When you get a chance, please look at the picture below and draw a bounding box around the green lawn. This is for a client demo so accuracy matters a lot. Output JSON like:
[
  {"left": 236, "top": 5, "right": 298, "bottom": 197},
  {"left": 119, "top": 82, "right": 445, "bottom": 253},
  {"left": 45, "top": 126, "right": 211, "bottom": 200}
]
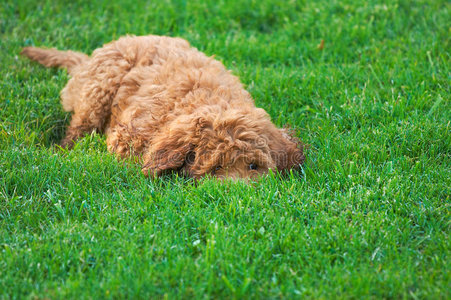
[{"left": 1, "top": 0, "right": 450, "bottom": 298}]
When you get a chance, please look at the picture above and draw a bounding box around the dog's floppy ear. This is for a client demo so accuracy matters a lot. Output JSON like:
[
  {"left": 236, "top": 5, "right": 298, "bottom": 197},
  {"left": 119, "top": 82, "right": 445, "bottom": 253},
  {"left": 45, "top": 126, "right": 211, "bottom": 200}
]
[
  {"left": 271, "top": 128, "right": 305, "bottom": 172},
  {"left": 141, "top": 115, "right": 211, "bottom": 178},
  {"left": 142, "top": 142, "right": 194, "bottom": 177}
]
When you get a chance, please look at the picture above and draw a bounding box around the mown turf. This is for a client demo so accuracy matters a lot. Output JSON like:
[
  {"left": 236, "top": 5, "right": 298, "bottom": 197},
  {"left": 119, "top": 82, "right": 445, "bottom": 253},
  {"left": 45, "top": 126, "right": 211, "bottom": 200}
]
[{"left": 1, "top": 0, "right": 450, "bottom": 298}]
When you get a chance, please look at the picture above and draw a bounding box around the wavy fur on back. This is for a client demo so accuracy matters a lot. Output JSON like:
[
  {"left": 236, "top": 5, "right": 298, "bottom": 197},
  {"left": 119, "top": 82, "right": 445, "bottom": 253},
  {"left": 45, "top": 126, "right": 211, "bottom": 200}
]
[{"left": 22, "top": 35, "right": 305, "bottom": 179}]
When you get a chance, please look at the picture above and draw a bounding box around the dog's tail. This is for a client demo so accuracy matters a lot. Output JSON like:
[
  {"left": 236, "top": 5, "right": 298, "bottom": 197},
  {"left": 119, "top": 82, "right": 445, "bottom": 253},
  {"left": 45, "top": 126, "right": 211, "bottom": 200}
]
[{"left": 21, "top": 47, "right": 89, "bottom": 74}]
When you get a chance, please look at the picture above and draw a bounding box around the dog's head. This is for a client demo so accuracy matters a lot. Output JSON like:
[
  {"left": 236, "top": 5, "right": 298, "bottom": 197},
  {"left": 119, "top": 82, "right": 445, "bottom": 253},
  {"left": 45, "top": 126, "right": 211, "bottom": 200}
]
[{"left": 141, "top": 106, "right": 305, "bottom": 180}]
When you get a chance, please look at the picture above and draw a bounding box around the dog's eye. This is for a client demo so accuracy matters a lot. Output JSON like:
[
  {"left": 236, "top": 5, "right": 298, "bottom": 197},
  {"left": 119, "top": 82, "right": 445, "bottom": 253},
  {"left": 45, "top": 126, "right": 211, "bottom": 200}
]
[
  {"left": 212, "top": 165, "right": 222, "bottom": 175},
  {"left": 249, "top": 163, "right": 258, "bottom": 170}
]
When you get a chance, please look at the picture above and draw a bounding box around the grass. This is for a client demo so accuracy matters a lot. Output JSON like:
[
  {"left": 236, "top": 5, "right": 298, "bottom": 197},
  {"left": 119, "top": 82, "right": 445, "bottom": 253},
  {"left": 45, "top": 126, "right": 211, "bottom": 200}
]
[{"left": 0, "top": 0, "right": 450, "bottom": 298}]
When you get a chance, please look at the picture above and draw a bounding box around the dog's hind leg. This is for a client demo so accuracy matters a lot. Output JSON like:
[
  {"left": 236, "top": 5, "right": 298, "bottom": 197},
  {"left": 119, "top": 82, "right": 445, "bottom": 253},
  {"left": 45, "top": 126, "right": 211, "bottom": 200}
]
[{"left": 58, "top": 42, "right": 134, "bottom": 148}]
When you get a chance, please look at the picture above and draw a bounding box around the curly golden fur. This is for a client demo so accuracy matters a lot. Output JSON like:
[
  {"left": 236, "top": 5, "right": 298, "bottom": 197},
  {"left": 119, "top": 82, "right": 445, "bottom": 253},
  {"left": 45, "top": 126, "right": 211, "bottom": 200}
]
[{"left": 21, "top": 35, "right": 305, "bottom": 179}]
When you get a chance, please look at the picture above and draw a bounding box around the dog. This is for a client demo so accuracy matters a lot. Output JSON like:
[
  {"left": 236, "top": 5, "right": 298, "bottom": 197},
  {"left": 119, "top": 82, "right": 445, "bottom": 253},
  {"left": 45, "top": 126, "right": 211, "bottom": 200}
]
[{"left": 21, "top": 35, "right": 305, "bottom": 179}]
